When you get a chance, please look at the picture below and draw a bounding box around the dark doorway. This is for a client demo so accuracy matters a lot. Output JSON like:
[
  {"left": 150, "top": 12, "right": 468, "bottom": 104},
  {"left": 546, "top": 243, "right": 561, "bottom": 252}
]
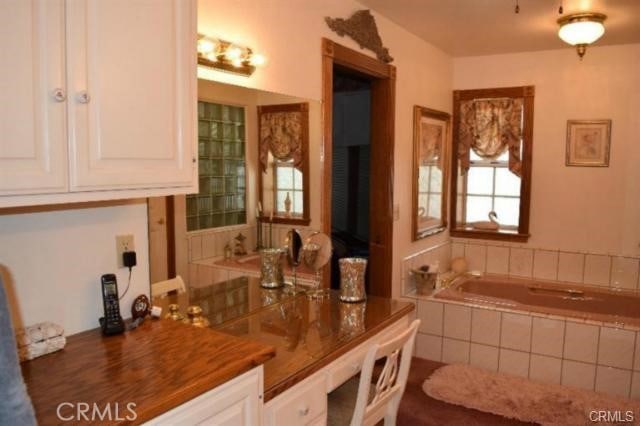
[
  {"left": 321, "top": 38, "right": 396, "bottom": 298},
  {"left": 330, "top": 68, "right": 372, "bottom": 289}
]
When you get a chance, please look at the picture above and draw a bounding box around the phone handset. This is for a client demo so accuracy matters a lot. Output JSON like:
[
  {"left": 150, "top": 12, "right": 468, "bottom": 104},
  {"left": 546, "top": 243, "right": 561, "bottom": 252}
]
[{"left": 99, "top": 274, "right": 125, "bottom": 335}]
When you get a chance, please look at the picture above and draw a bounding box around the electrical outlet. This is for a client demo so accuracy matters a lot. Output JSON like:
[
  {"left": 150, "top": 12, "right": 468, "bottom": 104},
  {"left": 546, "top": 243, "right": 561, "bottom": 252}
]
[{"left": 115, "top": 234, "right": 135, "bottom": 268}]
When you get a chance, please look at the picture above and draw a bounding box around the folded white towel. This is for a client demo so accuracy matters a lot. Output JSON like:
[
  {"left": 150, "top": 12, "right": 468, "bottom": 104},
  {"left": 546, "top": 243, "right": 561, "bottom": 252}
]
[
  {"left": 18, "top": 336, "right": 66, "bottom": 362},
  {"left": 15, "top": 322, "right": 64, "bottom": 348}
]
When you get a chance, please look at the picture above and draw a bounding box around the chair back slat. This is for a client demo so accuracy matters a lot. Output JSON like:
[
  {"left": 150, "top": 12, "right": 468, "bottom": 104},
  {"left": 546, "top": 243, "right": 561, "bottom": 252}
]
[{"left": 350, "top": 319, "right": 420, "bottom": 426}]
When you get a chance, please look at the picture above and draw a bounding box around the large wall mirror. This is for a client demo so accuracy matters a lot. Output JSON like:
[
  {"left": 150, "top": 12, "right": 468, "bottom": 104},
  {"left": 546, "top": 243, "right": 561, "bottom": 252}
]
[{"left": 412, "top": 106, "right": 450, "bottom": 240}]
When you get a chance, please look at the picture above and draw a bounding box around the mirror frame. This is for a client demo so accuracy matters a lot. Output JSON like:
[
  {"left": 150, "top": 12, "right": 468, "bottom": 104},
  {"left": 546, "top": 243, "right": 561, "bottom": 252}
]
[
  {"left": 412, "top": 105, "right": 450, "bottom": 241},
  {"left": 257, "top": 102, "right": 311, "bottom": 226}
]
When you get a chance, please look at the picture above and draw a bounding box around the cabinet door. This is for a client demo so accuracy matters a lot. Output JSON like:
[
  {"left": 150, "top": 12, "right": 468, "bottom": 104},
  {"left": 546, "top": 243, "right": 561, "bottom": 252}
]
[
  {"left": 0, "top": 0, "right": 67, "bottom": 195},
  {"left": 66, "top": 0, "right": 196, "bottom": 191}
]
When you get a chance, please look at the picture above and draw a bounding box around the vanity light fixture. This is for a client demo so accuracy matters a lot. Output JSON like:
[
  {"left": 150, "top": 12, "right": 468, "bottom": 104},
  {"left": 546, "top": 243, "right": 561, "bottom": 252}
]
[
  {"left": 557, "top": 12, "right": 606, "bottom": 59},
  {"left": 197, "top": 34, "right": 267, "bottom": 76}
]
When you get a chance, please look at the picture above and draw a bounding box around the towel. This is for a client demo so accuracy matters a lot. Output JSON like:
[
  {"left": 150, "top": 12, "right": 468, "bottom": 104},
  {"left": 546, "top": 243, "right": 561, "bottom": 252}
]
[
  {"left": 15, "top": 322, "right": 65, "bottom": 348},
  {"left": 0, "top": 272, "right": 36, "bottom": 425},
  {"left": 17, "top": 336, "right": 67, "bottom": 362}
]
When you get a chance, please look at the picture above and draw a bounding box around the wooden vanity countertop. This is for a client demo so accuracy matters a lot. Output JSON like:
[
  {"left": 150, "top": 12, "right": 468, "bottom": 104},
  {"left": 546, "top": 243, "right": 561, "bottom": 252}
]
[{"left": 21, "top": 318, "right": 275, "bottom": 425}]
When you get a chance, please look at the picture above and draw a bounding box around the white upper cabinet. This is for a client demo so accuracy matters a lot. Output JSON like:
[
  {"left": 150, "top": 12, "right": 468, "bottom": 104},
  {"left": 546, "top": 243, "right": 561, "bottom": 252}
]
[
  {"left": 0, "top": 0, "right": 68, "bottom": 195},
  {"left": 0, "top": 0, "right": 197, "bottom": 207}
]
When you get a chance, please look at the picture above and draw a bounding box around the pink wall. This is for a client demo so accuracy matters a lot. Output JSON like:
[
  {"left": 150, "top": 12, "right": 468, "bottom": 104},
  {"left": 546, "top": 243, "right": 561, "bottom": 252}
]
[{"left": 454, "top": 44, "right": 640, "bottom": 257}]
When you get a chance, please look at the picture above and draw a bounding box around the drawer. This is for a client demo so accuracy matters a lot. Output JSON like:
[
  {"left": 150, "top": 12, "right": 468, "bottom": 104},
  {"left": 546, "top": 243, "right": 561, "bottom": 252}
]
[
  {"left": 326, "top": 314, "right": 410, "bottom": 392},
  {"left": 265, "top": 373, "right": 326, "bottom": 426}
]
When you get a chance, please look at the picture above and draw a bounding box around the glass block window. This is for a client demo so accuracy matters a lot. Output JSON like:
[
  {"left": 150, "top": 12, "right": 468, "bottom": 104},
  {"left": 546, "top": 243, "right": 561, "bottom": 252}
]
[
  {"left": 187, "top": 101, "right": 246, "bottom": 231},
  {"left": 273, "top": 159, "right": 303, "bottom": 217}
]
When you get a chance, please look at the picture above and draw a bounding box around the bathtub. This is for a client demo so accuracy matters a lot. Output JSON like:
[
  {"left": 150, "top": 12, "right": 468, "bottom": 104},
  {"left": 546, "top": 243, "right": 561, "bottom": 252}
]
[{"left": 435, "top": 274, "right": 640, "bottom": 328}]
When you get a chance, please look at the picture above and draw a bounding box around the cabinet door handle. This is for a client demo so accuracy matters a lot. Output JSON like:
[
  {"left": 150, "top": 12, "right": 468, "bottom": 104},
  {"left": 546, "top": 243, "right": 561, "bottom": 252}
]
[
  {"left": 76, "top": 91, "right": 91, "bottom": 104},
  {"left": 52, "top": 88, "right": 66, "bottom": 102},
  {"left": 299, "top": 406, "right": 310, "bottom": 416}
]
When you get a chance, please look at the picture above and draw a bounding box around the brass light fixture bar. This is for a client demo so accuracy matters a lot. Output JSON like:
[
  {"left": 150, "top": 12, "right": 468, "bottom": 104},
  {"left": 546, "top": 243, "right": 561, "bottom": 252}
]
[{"left": 197, "top": 34, "right": 266, "bottom": 77}]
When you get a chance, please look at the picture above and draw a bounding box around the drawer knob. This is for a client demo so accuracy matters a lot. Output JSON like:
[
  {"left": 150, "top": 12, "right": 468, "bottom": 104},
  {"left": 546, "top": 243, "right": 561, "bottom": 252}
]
[
  {"left": 77, "top": 91, "right": 91, "bottom": 104},
  {"left": 52, "top": 88, "right": 66, "bottom": 102},
  {"left": 299, "top": 406, "right": 310, "bottom": 416}
]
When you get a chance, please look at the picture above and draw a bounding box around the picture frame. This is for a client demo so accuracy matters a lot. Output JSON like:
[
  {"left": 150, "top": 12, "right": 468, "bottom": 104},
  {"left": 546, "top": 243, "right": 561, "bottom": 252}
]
[
  {"left": 412, "top": 106, "right": 450, "bottom": 241},
  {"left": 566, "top": 120, "right": 611, "bottom": 167}
]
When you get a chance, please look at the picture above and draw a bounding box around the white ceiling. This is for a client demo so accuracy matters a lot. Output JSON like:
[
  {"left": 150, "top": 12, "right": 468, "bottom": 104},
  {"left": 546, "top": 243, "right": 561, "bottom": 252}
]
[{"left": 359, "top": 0, "right": 640, "bottom": 57}]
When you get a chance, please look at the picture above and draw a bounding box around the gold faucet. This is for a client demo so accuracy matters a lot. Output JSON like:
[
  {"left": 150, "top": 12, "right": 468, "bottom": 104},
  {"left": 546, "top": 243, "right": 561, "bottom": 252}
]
[{"left": 439, "top": 270, "right": 482, "bottom": 289}]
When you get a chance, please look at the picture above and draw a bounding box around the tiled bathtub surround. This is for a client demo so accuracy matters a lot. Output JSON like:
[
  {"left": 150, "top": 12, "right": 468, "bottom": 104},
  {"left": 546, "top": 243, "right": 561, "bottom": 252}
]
[
  {"left": 401, "top": 241, "right": 452, "bottom": 295},
  {"left": 413, "top": 296, "right": 640, "bottom": 399},
  {"left": 450, "top": 239, "right": 640, "bottom": 291}
]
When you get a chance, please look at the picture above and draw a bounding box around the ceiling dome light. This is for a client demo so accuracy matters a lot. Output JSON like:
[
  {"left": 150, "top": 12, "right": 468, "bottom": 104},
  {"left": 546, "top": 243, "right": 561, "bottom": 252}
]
[{"left": 557, "top": 12, "right": 606, "bottom": 59}]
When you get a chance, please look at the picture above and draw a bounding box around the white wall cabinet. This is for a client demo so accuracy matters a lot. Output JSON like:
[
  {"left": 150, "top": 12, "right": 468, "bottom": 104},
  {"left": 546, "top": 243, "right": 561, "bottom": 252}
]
[
  {"left": 144, "top": 367, "right": 264, "bottom": 426},
  {"left": 0, "top": 0, "right": 197, "bottom": 208}
]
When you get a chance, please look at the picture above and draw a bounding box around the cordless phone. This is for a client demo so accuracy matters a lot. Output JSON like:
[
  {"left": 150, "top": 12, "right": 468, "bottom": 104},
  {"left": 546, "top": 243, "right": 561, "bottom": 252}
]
[{"left": 99, "top": 274, "right": 125, "bottom": 335}]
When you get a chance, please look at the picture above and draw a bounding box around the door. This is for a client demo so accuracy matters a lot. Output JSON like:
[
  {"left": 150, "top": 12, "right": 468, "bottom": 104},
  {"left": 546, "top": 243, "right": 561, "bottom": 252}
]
[
  {"left": 66, "top": 0, "right": 196, "bottom": 191},
  {"left": 0, "top": 0, "right": 67, "bottom": 195}
]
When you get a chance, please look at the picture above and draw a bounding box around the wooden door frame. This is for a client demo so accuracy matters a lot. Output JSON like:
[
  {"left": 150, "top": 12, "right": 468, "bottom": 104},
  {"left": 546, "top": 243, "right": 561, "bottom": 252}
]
[{"left": 321, "top": 38, "right": 396, "bottom": 298}]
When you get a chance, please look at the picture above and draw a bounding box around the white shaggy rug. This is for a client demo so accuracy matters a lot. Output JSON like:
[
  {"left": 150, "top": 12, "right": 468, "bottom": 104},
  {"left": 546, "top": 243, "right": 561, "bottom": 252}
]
[{"left": 423, "top": 364, "right": 640, "bottom": 426}]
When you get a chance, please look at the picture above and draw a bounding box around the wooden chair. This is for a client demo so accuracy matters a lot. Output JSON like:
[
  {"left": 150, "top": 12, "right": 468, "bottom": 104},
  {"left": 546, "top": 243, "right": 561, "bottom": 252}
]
[{"left": 328, "top": 319, "right": 421, "bottom": 426}]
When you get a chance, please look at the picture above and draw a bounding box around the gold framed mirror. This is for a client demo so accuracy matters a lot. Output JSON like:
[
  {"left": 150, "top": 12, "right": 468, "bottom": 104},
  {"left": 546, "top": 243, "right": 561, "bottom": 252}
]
[{"left": 412, "top": 106, "right": 450, "bottom": 240}]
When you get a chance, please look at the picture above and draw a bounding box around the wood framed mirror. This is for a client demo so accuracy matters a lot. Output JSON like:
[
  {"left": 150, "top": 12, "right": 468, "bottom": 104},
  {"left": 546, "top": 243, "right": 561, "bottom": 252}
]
[{"left": 412, "top": 106, "right": 450, "bottom": 240}]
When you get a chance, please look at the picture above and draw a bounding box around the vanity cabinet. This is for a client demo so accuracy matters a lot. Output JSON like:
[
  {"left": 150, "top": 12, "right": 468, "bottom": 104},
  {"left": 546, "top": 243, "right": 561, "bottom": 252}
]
[
  {"left": 0, "top": 0, "right": 197, "bottom": 207},
  {"left": 144, "top": 367, "right": 264, "bottom": 426}
]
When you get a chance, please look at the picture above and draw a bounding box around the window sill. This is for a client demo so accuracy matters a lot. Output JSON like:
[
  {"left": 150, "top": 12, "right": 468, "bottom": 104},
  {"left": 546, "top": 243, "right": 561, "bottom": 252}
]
[
  {"left": 259, "top": 216, "right": 311, "bottom": 226},
  {"left": 450, "top": 228, "right": 530, "bottom": 243}
]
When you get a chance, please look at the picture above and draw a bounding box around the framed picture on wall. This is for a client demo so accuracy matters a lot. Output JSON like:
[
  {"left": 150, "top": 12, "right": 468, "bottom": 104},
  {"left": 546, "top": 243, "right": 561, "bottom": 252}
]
[{"left": 566, "top": 119, "right": 612, "bottom": 167}]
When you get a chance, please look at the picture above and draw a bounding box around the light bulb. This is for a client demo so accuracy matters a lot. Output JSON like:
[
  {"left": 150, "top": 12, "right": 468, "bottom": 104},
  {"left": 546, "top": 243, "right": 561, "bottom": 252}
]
[
  {"left": 197, "top": 38, "right": 216, "bottom": 54},
  {"left": 248, "top": 53, "right": 266, "bottom": 67},
  {"left": 224, "top": 45, "right": 243, "bottom": 61},
  {"left": 231, "top": 58, "right": 243, "bottom": 68}
]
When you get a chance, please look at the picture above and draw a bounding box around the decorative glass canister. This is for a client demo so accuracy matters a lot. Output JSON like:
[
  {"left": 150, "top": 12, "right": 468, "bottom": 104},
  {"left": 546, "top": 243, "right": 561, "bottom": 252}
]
[
  {"left": 338, "top": 257, "right": 367, "bottom": 302},
  {"left": 339, "top": 302, "right": 366, "bottom": 337},
  {"left": 260, "top": 248, "right": 285, "bottom": 288}
]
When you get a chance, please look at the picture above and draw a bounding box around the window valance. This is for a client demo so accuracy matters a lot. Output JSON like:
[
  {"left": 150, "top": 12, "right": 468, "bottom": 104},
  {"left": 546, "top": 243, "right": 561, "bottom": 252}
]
[{"left": 258, "top": 103, "right": 308, "bottom": 173}]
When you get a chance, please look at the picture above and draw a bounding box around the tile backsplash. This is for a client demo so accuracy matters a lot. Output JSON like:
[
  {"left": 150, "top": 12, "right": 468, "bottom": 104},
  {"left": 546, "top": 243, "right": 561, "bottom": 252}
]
[{"left": 448, "top": 239, "right": 640, "bottom": 290}]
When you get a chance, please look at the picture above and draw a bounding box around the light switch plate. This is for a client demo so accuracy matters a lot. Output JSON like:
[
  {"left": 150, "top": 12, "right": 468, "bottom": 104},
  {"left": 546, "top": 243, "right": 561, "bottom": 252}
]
[{"left": 115, "top": 234, "right": 135, "bottom": 268}]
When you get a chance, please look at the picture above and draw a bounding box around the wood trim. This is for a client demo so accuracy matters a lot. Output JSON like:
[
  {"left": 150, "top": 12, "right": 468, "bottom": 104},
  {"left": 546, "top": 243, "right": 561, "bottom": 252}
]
[
  {"left": 450, "top": 86, "right": 534, "bottom": 243},
  {"left": 321, "top": 38, "right": 395, "bottom": 297},
  {"left": 412, "top": 106, "right": 450, "bottom": 241},
  {"left": 257, "top": 102, "right": 311, "bottom": 225}
]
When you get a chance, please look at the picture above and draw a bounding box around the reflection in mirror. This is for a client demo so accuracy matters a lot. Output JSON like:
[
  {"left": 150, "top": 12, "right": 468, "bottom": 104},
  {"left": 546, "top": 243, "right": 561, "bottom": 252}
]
[
  {"left": 148, "top": 79, "right": 322, "bottom": 323},
  {"left": 412, "top": 106, "right": 450, "bottom": 240}
]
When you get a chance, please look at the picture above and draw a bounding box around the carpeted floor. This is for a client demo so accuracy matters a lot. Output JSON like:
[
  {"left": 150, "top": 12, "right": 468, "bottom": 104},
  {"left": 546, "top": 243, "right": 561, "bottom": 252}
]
[{"left": 396, "top": 357, "right": 535, "bottom": 426}]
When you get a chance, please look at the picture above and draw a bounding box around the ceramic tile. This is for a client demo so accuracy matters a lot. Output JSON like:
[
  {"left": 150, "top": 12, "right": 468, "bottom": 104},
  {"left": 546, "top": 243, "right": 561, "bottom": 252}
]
[
  {"left": 584, "top": 254, "right": 611, "bottom": 287},
  {"left": 442, "top": 338, "right": 470, "bottom": 364},
  {"left": 498, "top": 349, "right": 529, "bottom": 378},
  {"left": 562, "top": 360, "right": 596, "bottom": 391},
  {"left": 598, "top": 327, "right": 636, "bottom": 369},
  {"left": 558, "top": 252, "right": 584, "bottom": 283},
  {"left": 451, "top": 242, "right": 465, "bottom": 260},
  {"left": 500, "top": 313, "right": 532, "bottom": 352},
  {"left": 471, "top": 308, "right": 501, "bottom": 346},
  {"left": 632, "top": 372, "right": 640, "bottom": 400},
  {"left": 486, "top": 246, "right": 509, "bottom": 275},
  {"left": 188, "top": 263, "right": 198, "bottom": 287},
  {"left": 531, "top": 317, "right": 565, "bottom": 357},
  {"left": 211, "top": 267, "right": 229, "bottom": 285},
  {"left": 418, "top": 300, "right": 444, "bottom": 336},
  {"left": 509, "top": 248, "right": 533, "bottom": 278},
  {"left": 529, "top": 354, "right": 562, "bottom": 384},
  {"left": 464, "top": 244, "right": 487, "bottom": 272},
  {"left": 190, "top": 235, "right": 203, "bottom": 261},
  {"left": 533, "top": 250, "right": 558, "bottom": 281},
  {"left": 416, "top": 334, "right": 442, "bottom": 362},
  {"left": 595, "top": 366, "right": 632, "bottom": 398},
  {"left": 470, "top": 343, "right": 499, "bottom": 372},
  {"left": 564, "top": 322, "right": 599, "bottom": 363},
  {"left": 610, "top": 257, "right": 640, "bottom": 290},
  {"left": 443, "top": 304, "right": 472, "bottom": 340},
  {"left": 202, "top": 233, "right": 217, "bottom": 258}
]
